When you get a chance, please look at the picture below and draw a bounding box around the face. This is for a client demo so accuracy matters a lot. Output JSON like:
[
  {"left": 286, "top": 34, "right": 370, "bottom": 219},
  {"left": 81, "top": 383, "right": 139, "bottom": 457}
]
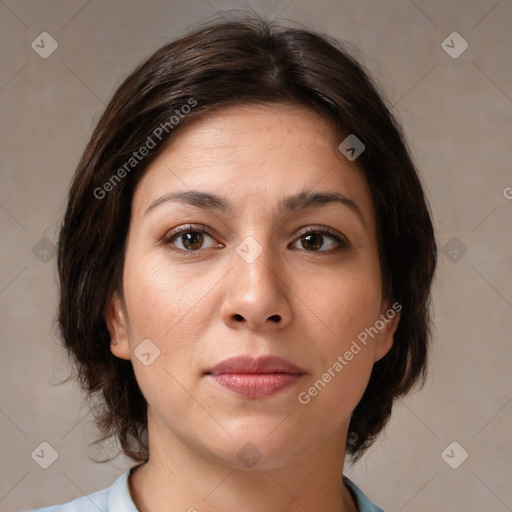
[{"left": 106, "top": 103, "right": 400, "bottom": 471}]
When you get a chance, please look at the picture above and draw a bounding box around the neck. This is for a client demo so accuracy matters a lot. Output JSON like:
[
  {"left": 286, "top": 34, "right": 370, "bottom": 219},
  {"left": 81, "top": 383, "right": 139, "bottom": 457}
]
[{"left": 128, "top": 411, "right": 358, "bottom": 512}]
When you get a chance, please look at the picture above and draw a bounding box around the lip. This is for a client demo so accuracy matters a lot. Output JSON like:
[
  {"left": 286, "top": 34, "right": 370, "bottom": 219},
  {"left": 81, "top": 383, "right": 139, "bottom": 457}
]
[
  {"left": 205, "top": 355, "right": 305, "bottom": 399},
  {"left": 207, "top": 354, "right": 305, "bottom": 375}
]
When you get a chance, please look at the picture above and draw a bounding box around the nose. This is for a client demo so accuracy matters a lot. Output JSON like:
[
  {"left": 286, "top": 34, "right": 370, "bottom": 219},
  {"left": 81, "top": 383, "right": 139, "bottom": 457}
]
[{"left": 220, "top": 239, "right": 293, "bottom": 331}]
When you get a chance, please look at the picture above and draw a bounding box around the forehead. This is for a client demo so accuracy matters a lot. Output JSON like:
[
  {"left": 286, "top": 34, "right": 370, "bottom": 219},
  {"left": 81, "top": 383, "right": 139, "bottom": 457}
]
[
  {"left": 162, "top": 103, "right": 340, "bottom": 163},
  {"left": 131, "top": 103, "right": 375, "bottom": 226}
]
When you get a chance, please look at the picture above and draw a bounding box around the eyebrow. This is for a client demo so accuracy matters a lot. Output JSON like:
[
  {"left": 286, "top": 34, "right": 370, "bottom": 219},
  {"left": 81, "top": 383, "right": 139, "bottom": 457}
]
[{"left": 144, "top": 190, "right": 365, "bottom": 226}]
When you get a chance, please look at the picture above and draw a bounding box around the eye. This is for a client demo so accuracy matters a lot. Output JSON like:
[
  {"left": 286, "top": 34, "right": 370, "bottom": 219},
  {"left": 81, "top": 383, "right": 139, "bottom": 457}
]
[
  {"left": 163, "top": 224, "right": 222, "bottom": 252},
  {"left": 163, "top": 224, "right": 349, "bottom": 254},
  {"left": 290, "top": 226, "right": 349, "bottom": 253}
]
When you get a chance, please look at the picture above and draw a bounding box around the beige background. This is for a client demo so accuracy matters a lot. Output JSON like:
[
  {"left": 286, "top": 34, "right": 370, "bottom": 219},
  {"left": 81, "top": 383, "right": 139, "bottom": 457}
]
[{"left": 1, "top": 1, "right": 511, "bottom": 511}]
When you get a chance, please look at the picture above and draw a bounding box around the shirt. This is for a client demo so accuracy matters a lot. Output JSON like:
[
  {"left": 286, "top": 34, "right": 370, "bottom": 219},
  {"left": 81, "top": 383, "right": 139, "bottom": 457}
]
[{"left": 26, "top": 468, "right": 385, "bottom": 512}]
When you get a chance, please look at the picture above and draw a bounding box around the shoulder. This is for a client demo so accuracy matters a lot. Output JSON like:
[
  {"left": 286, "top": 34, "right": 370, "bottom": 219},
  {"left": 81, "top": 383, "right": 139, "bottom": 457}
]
[
  {"left": 24, "top": 487, "right": 108, "bottom": 512},
  {"left": 343, "top": 476, "right": 387, "bottom": 512},
  {"left": 24, "top": 469, "right": 136, "bottom": 512}
]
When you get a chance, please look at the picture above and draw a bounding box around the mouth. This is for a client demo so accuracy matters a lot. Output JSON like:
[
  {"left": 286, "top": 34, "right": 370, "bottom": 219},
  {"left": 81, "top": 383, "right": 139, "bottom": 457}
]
[{"left": 205, "top": 354, "right": 305, "bottom": 399}]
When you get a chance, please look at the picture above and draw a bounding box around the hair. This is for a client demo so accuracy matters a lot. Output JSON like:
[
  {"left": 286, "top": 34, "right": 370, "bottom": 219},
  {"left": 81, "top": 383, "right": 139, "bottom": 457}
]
[{"left": 57, "top": 13, "right": 437, "bottom": 464}]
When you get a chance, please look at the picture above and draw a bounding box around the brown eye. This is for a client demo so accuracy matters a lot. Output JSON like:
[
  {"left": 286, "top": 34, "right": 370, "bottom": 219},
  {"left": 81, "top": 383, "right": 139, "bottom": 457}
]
[
  {"left": 291, "top": 227, "right": 350, "bottom": 253},
  {"left": 164, "top": 225, "right": 221, "bottom": 252},
  {"left": 300, "top": 233, "right": 324, "bottom": 251},
  {"left": 178, "top": 231, "right": 204, "bottom": 250}
]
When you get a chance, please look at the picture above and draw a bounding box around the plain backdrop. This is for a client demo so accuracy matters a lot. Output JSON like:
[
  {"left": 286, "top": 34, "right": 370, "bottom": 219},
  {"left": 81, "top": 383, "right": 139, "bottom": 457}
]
[{"left": 1, "top": 1, "right": 511, "bottom": 511}]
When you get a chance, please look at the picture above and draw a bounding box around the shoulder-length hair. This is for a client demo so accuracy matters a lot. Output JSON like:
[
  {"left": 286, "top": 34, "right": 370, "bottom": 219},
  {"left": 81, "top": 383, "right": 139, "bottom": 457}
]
[{"left": 57, "top": 14, "right": 437, "bottom": 463}]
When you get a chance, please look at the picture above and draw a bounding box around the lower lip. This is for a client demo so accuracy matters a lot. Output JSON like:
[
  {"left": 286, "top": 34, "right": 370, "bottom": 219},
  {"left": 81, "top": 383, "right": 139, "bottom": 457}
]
[{"left": 209, "top": 373, "right": 302, "bottom": 398}]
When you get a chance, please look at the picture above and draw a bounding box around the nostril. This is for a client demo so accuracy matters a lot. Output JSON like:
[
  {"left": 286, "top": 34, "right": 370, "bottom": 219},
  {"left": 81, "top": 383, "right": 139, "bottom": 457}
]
[
  {"left": 234, "top": 314, "right": 244, "bottom": 321},
  {"left": 269, "top": 315, "right": 281, "bottom": 322}
]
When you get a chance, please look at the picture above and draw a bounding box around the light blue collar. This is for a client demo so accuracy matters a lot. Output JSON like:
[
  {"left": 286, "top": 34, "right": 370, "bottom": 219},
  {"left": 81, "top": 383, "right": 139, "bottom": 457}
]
[
  {"left": 108, "top": 468, "right": 384, "bottom": 512},
  {"left": 107, "top": 468, "right": 385, "bottom": 512}
]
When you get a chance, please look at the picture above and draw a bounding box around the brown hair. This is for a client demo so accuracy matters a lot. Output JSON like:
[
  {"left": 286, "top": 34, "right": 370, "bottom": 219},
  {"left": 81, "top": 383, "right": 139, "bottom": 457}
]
[{"left": 57, "top": 14, "right": 437, "bottom": 463}]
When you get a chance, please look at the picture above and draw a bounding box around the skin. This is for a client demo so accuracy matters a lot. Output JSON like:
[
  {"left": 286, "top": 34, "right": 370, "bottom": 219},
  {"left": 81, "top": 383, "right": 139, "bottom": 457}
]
[{"left": 106, "top": 103, "right": 400, "bottom": 512}]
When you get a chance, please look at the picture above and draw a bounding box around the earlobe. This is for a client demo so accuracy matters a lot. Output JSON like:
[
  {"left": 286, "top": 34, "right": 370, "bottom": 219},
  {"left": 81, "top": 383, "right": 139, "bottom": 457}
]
[
  {"left": 105, "top": 291, "right": 131, "bottom": 360},
  {"left": 374, "top": 303, "right": 401, "bottom": 363}
]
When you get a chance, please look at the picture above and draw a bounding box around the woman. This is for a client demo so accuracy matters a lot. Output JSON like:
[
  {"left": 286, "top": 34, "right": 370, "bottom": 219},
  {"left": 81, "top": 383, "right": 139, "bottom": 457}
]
[{"left": 28, "top": 14, "right": 437, "bottom": 512}]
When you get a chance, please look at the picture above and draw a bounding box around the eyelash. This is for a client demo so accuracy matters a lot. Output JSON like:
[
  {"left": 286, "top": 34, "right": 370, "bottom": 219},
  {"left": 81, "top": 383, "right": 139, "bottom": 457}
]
[{"left": 162, "top": 224, "right": 350, "bottom": 255}]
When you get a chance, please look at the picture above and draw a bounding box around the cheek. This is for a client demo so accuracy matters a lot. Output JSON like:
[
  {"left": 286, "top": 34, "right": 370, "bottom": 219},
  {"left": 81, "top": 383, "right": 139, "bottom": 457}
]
[
  {"left": 306, "top": 268, "right": 382, "bottom": 393},
  {"left": 296, "top": 281, "right": 380, "bottom": 426},
  {"left": 123, "top": 262, "right": 173, "bottom": 340},
  {"left": 121, "top": 252, "right": 210, "bottom": 409},
  {"left": 123, "top": 252, "right": 194, "bottom": 335},
  {"left": 313, "top": 266, "right": 382, "bottom": 344},
  {"left": 122, "top": 251, "right": 225, "bottom": 368}
]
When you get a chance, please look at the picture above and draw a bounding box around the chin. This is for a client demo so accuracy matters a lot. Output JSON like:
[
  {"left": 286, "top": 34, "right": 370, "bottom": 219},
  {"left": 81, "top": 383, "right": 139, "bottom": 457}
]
[{"left": 205, "top": 425, "right": 310, "bottom": 470}]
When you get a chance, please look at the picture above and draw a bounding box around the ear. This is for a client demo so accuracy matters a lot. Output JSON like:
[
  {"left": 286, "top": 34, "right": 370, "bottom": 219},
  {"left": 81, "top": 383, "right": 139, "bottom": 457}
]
[
  {"left": 104, "top": 290, "right": 131, "bottom": 360},
  {"left": 373, "top": 300, "right": 401, "bottom": 362}
]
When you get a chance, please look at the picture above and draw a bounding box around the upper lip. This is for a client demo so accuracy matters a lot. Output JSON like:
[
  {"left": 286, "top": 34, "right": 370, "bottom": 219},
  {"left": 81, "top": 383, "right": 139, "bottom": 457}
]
[{"left": 206, "top": 355, "right": 305, "bottom": 375}]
